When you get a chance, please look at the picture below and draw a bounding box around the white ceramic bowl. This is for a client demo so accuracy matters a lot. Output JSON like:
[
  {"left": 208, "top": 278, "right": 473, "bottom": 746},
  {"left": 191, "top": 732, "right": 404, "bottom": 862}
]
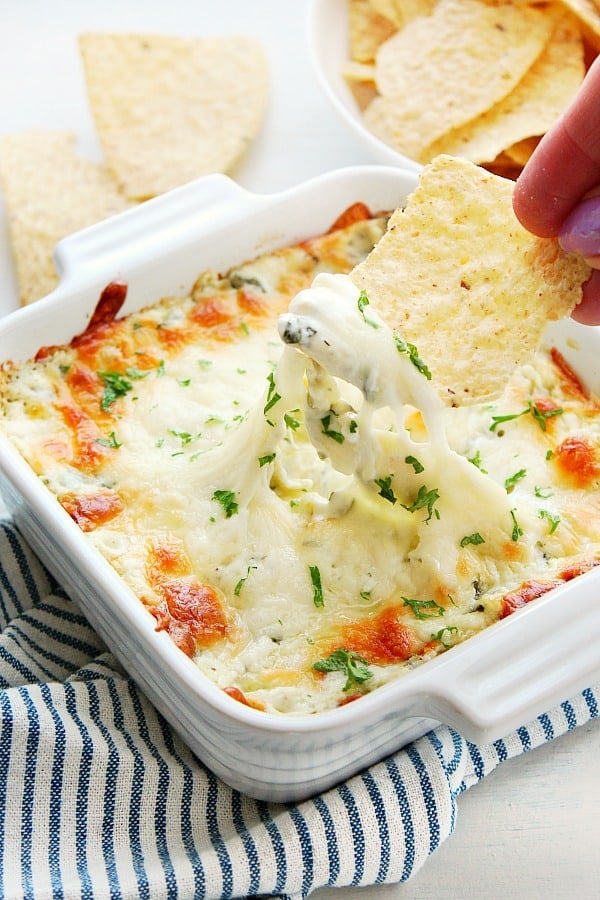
[
  {"left": 307, "top": 0, "right": 422, "bottom": 173},
  {"left": 1, "top": 167, "right": 600, "bottom": 802}
]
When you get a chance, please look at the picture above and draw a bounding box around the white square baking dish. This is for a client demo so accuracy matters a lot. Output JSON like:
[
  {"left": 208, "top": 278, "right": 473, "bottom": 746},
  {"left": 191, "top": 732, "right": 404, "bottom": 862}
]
[{"left": 0, "top": 165, "right": 599, "bottom": 803}]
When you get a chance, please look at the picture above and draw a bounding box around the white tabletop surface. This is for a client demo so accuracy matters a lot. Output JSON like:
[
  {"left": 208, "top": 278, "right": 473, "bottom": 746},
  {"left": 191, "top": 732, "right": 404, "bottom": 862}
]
[{"left": 1, "top": 3, "right": 599, "bottom": 898}]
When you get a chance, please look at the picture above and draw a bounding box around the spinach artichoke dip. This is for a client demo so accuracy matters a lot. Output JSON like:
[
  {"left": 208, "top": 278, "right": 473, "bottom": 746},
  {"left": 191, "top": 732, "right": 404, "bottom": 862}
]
[{"left": 1, "top": 201, "right": 599, "bottom": 716}]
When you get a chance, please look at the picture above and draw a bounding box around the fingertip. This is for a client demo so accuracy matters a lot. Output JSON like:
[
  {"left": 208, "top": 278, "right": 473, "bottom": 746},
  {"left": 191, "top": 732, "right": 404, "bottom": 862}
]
[
  {"left": 559, "top": 195, "right": 600, "bottom": 256},
  {"left": 572, "top": 268, "right": 600, "bottom": 325}
]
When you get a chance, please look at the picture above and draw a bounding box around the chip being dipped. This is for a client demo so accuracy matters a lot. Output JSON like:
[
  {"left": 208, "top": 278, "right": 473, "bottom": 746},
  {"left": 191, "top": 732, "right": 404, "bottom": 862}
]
[{"left": 349, "top": 155, "right": 591, "bottom": 405}]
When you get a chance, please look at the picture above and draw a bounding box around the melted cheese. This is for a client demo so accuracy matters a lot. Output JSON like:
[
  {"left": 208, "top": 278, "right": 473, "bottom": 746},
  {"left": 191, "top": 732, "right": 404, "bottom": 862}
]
[{"left": 2, "top": 214, "right": 600, "bottom": 715}]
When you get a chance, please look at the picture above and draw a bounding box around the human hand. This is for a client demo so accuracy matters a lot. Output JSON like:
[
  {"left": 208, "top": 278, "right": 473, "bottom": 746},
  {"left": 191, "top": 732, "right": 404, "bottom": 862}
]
[{"left": 513, "top": 57, "right": 600, "bottom": 324}]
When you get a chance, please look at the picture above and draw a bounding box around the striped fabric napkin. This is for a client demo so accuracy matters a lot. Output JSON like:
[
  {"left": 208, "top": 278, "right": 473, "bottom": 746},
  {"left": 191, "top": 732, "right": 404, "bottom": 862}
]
[{"left": 0, "top": 518, "right": 598, "bottom": 900}]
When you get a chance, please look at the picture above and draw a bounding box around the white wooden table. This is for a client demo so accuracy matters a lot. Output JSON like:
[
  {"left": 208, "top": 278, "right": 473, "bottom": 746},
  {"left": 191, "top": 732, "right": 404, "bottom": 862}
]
[{"left": 1, "top": 3, "right": 599, "bottom": 897}]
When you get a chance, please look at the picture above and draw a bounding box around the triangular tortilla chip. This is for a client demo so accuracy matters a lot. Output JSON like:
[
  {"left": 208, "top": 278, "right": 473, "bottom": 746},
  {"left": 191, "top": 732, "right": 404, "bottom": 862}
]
[
  {"left": 0, "top": 130, "right": 131, "bottom": 305},
  {"left": 79, "top": 32, "right": 269, "bottom": 201},
  {"left": 350, "top": 155, "right": 590, "bottom": 404}
]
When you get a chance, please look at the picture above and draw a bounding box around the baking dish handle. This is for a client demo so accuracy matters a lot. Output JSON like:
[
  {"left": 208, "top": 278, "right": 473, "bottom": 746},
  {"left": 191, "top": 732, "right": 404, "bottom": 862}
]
[
  {"left": 52, "top": 174, "right": 257, "bottom": 283},
  {"left": 418, "top": 569, "right": 600, "bottom": 742}
]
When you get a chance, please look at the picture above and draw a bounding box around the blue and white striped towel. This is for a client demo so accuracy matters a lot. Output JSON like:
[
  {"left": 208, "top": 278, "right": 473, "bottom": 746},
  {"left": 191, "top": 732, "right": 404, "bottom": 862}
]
[{"left": 0, "top": 518, "right": 598, "bottom": 899}]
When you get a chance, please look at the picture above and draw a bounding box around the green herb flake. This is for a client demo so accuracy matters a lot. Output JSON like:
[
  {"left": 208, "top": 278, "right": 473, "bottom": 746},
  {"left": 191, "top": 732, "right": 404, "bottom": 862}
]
[
  {"left": 510, "top": 508, "right": 523, "bottom": 541},
  {"left": 284, "top": 410, "right": 301, "bottom": 430},
  {"left": 401, "top": 484, "right": 440, "bottom": 522},
  {"left": 402, "top": 596, "right": 445, "bottom": 620},
  {"left": 504, "top": 468, "right": 527, "bottom": 493},
  {"left": 169, "top": 429, "right": 193, "bottom": 446},
  {"left": 98, "top": 371, "right": 135, "bottom": 411},
  {"left": 313, "top": 648, "right": 373, "bottom": 692},
  {"left": 405, "top": 455, "right": 424, "bottom": 474},
  {"left": 534, "top": 485, "right": 553, "bottom": 499},
  {"left": 393, "top": 334, "right": 432, "bottom": 380},
  {"left": 538, "top": 509, "right": 560, "bottom": 534},
  {"left": 460, "top": 532, "right": 485, "bottom": 548},
  {"left": 309, "top": 565, "right": 324, "bottom": 608},
  {"left": 467, "top": 450, "right": 487, "bottom": 473},
  {"left": 374, "top": 474, "right": 397, "bottom": 504},
  {"left": 321, "top": 413, "right": 345, "bottom": 444},
  {"left": 234, "top": 563, "right": 257, "bottom": 596},
  {"left": 491, "top": 401, "right": 563, "bottom": 434},
  {"left": 263, "top": 372, "right": 281, "bottom": 415},
  {"left": 530, "top": 402, "right": 563, "bottom": 431},
  {"left": 357, "top": 289, "right": 379, "bottom": 329},
  {"left": 96, "top": 431, "right": 122, "bottom": 449},
  {"left": 258, "top": 453, "right": 276, "bottom": 467},
  {"left": 431, "top": 625, "right": 459, "bottom": 648},
  {"left": 212, "top": 489, "right": 239, "bottom": 518}
]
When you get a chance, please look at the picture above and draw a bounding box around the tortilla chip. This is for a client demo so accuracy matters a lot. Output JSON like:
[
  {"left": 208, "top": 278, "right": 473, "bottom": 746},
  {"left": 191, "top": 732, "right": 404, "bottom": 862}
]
[
  {"left": 555, "top": 0, "right": 600, "bottom": 50},
  {"left": 0, "top": 131, "right": 131, "bottom": 306},
  {"left": 369, "top": 0, "right": 437, "bottom": 29},
  {"left": 424, "top": 12, "right": 585, "bottom": 164},
  {"left": 79, "top": 32, "right": 269, "bottom": 201},
  {"left": 348, "top": 0, "right": 397, "bottom": 63},
  {"left": 368, "top": 0, "right": 555, "bottom": 161},
  {"left": 503, "top": 135, "right": 542, "bottom": 167},
  {"left": 342, "top": 63, "right": 379, "bottom": 111},
  {"left": 350, "top": 155, "right": 590, "bottom": 405}
]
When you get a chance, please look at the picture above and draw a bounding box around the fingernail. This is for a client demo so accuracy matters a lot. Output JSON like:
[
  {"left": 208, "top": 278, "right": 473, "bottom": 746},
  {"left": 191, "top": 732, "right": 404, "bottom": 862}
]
[{"left": 559, "top": 195, "right": 600, "bottom": 256}]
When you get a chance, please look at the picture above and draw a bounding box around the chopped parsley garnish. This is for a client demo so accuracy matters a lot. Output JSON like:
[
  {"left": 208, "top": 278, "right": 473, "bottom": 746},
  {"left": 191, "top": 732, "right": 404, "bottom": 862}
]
[
  {"left": 309, "top": 565, "right": 324, "bottom": 608},
  {"left": 321, "top": 413, "right": 345, "bottom": 444},
  {"left": 460, "top": 532, "right": 485, "bottom": 548},
  {"left": 431, "top": 625, "right": 459, "bottom": 648},
  {"left": 538, "top": 509, "right": 560, "bottom": 534},
  {"left": 504, "top": 468, "right": 527, "bottom": 493},
  {"left": 357, "top": 289, "right": 379, "bottom": 329},
  {"left": 234, "top": 563, "right": 257, "bottom": 596},
  {"left": 467, "top": 450, "right": 487, "bottom": 473},
  {"left": 510, "top": 508, "right": 523, "bottom": 541},
  {"left": 263, "top": 372, "right": 281, "bottom": 416},
  {"left": 177, "top": 378, "right": 191, "bottom": 387},
  {"left": 402, "top": 596, "right": 445, "bottom": 619},
  {"left": 98, "top": 370, "right": 145, "bottom": 412},
  {"left": 401, "top": 484, "right": 440, "bottom": 522},
  {"left": 96, "top": 431, "right": 122, "bottom": 449},
  {"left": 534, "top": 485, "right": 553, "bottom": 499},
  {"left": 284, "top": 410, "right": 301, "bottom": 430},
  {"left": 212, "top": 489, "right": 239, "bottom": 518},
  {"left": 375, "top": 474, "right": 397, "bottom": 504},
  {"left": 258, "top": 453, "right": 276, "bottom": 467},
  {"left": 405, "top": 455, "right": 424, "bottom": 474},
  {"left": 393, "top": 334, "right": 432, "bottom": 380},
  {"left": 313, "top": 648, "right": 373, "bottom": 692},
  {"left": 530, "top": 402, "right": 563, "bottom": 431},
  {"left": 490, "top": 401, "right": 563, "bottom": 433},
  {"left": 169, "top": 429, "right": 193, "bottom": 446}
]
